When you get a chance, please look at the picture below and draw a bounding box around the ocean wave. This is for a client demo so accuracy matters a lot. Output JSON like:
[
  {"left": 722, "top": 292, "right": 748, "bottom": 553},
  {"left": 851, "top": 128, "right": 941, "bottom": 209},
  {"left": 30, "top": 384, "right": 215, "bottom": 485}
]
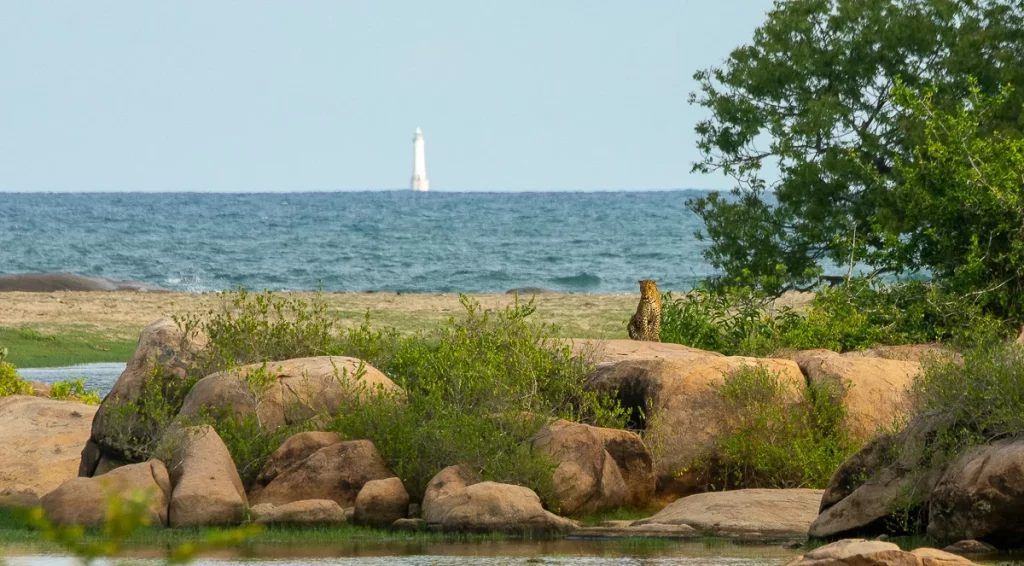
[{"left": 549, "top": 272, "right": 602, "bottom": 290}]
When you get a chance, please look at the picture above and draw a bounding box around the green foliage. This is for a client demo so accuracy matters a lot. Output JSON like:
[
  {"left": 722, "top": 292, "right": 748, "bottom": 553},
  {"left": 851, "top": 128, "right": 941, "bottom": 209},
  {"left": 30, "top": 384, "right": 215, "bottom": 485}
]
[
  {"left": 699, "top": 364, "right": 858, "bottom": 490},
  {"left": 194, "top": 409, "right": 309, "bottom": 491},
  {"left": 890, "top": 81, "right": 1024, "bottom": 320},
  {"left": 169, "top": 290, "right": 626, "bottom": 507},
  {"left": 778, "top": 280, "right": 1009, "bottom": 351},
  {"left": 913, "top": 342, "right": 1024, "bottom": 464},
  {"left": 659, "top": 284, "right": 786, "bottom": 356},
  {"left": 48, "top": 378, "right": 102, "bottom": 405},
  {"left": 102, "top": 365, "right": 198, "bottom": 462},
  {"left": 175, "top": 288, "right": 338, "bottom": 377},
  {"left": 660, "top": 279, "right": 1009, "bottom": 355},
  {"left": 0, "top": 348, "right": 32, "bottom": 397},
  {"left": 688, "top": 0, "right": 1024, "bottom": 296},
  {"left": 327, "top": 296, "right": 626, "bottom": 506}
]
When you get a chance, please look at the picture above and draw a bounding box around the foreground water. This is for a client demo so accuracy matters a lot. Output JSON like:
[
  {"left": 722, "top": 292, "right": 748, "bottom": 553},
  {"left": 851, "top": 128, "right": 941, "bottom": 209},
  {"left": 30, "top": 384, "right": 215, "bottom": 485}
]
[
  {"left": 2, "top": 539, "right": 799, "bottom": 565},
  {"left": 0, "top": 191, "right": 715, "bottom": 294}
]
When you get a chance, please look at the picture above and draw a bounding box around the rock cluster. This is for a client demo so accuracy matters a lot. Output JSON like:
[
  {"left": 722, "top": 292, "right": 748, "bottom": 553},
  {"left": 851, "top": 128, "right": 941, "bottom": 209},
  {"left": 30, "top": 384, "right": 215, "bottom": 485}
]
[
  {"left": 421, "top": 466, "right": 576, "bottom": 533},
  {"left": 79, "top": 319, "right": 206, "bottom": 477},
  {"left": 584, "top": 340, "right": 805, "bottom": 495},
  {"left": 811, "top": 414, "right": 1024, "bottom": 545},
  {"left": 530, "top": 418, "right": 654, "bottom": 515},
  {"left": 785, "top": 539, "right": 980, "bottom": 566},
  {"left": 8, "top": 322, "right": 1017, "bottom": 544}
]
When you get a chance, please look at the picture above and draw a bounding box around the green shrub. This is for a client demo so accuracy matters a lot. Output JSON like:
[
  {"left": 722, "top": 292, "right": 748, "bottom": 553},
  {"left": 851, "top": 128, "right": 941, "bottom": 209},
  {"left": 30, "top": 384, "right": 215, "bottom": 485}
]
[
  {"left": 102, "top": 366, "right": 198, "bottom": 462},
  {"left": 326, "top": 296, "right": 626, "bottom": 506},
  {"left": 777, "top": 280, "right": 1009, "bottom": 352},
  {"left": 660, "top": 278, "right": 1010, "bottom": 355},
  {"left": 659, "top": 284, "right": 787, "bottom": 356},
  {"left": 0, "top": 347, "right": 32, "bottom": 397},
  {"left": 191, "top": 408, "right": 310, "bottom": 491},
  {"left": 48, "top": 378, "right": 102, "bottom": 405},
  {"left": 175, "top": 288, "right": 338, "bottom": 377},
  {"left": 180, "top": 363, "right": 313, "bottom": 490},
  {"left": 167, "top": 291, "right": 626, "bottom": 507},
  {"left": 696, "top": 364, "right": 859, "bottom": 490},
  {"left": 912, "top": 342, "right": 1024, "bottom": 465}
]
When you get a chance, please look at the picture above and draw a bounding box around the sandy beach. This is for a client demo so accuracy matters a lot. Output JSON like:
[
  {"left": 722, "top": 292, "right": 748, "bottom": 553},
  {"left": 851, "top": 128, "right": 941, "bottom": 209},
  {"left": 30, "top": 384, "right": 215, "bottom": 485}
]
[{"left": 0, "top": 290, "right": 644, "bottom": 341}]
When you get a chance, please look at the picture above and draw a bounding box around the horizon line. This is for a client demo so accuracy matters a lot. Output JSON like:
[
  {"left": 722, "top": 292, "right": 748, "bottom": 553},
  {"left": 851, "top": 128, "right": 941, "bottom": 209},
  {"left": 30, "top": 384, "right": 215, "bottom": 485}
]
[{"left": 0, "top": 187, "right": 722, "bottom": 195}]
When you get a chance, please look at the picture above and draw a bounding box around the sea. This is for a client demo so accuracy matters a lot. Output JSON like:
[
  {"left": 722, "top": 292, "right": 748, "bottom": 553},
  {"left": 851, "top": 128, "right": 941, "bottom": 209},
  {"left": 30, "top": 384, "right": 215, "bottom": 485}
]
[{"left": 0, "top": 191, "right": 716, "bottom": 294}]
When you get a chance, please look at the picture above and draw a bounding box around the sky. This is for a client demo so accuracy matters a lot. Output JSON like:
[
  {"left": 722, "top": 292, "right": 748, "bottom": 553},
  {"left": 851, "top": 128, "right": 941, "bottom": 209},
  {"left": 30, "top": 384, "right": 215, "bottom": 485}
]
[{"left": 0, "top": 1, "right": 774, "bottom": 192}]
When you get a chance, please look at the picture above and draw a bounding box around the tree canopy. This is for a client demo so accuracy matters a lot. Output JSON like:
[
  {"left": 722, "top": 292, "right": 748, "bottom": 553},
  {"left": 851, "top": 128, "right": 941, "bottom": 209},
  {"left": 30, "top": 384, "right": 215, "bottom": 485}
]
[
  {"left": 893, "top": 81, "right": 1024, "bottom": 318},
  {"left": 689, "top": 0, "right": 1024, "bottom": 304}
]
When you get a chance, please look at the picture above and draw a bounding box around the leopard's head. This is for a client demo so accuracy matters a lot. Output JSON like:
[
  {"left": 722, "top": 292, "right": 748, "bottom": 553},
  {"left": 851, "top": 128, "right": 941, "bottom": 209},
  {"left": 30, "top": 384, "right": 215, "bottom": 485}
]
[{"left": 638, "top": 279, "right": 659, "bottom": 297}]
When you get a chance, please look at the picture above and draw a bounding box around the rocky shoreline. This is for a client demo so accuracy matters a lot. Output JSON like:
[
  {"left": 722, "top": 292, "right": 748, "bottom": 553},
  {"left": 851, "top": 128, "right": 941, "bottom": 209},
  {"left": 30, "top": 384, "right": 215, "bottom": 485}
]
[{"left": 0, "top": 319, "right": 1015, "bottom": 565}]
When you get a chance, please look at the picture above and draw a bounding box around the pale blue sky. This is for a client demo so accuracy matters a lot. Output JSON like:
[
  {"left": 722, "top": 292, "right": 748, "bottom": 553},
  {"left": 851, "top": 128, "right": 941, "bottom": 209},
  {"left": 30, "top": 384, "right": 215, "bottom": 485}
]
[{"left": 0, "top": 1, "right": 772, "bottom": 192}]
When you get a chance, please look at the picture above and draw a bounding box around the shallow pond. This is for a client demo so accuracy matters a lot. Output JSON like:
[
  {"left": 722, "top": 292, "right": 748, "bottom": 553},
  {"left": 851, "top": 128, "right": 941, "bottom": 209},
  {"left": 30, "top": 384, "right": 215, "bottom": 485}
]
[{"left": 17, "top": 362, "right": 125, "bottom": 396}]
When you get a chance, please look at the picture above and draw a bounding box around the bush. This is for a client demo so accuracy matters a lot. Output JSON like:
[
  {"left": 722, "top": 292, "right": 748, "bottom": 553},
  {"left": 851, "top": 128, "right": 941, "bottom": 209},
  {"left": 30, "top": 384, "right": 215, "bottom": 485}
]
[
  {"left": 49, "top": 378, "right": 102, "bottom": 405},
  {"left": 326, "top": 296, "right": 627, "bottom": 506},
  {"left": 912, "top": 342, "right": 1024, "bottom": 465},
  {"left": 696, "top": 364, "right": 859, "bottom": 490},
  {"left": 175, "top": 288, "right": 338, "bottom": 377},
  {"left": 197, "top": 410, "right": 310, "bottom": 491},
  {"left": 659, "top": 284, "right": 785, "bottom": 356},
  {"left": 102, "top": 366, "right": 198, "bottom": 462},
  {"left": 0, "top": 347, "right": 32, "bottom": 397},
  {"left": 660, "top": 278, "right": 1010, "bottom": 356},
  {"left": 164, "top": 290, "right": 626, "bottom": 507}
]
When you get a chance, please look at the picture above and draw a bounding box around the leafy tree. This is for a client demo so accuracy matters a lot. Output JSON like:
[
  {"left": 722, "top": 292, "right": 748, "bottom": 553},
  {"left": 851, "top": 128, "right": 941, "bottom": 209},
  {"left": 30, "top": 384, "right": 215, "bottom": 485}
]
[
  {"left": 688, "top": 0, "right": 1024, "bottom": 295},
  {"left": 891, "top": 81, "right": 1024, "bottom": 319}
]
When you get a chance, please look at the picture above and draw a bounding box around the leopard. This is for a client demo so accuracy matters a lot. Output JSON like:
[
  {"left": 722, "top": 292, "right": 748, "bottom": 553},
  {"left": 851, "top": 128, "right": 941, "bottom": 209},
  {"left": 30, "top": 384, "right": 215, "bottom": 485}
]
[{"left": 627, "top": 279, "right": 661, "bottom": 342}]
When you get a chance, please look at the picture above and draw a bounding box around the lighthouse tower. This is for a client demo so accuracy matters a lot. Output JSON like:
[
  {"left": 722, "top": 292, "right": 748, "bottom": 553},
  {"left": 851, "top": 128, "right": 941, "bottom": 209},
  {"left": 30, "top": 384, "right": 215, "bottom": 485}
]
[{"left": 411, "top": 127, "right": 429, "bottom": 192}]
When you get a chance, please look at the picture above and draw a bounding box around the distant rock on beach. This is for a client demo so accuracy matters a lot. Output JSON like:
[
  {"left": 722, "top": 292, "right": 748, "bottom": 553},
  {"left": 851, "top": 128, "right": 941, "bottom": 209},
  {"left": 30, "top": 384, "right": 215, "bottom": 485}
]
[
  {"left": 505, "top": 287, "right": 555, "bottom": 295},
  {"left": 0, "top": 273, "right": 168, "bottom": 293}
]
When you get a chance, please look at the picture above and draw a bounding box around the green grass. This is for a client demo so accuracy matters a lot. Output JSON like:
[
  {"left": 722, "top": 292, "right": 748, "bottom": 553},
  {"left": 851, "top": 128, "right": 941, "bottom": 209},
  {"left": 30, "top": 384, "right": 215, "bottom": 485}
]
[{"left": 0, "top": 327, "right": 136, "bottom": 368}]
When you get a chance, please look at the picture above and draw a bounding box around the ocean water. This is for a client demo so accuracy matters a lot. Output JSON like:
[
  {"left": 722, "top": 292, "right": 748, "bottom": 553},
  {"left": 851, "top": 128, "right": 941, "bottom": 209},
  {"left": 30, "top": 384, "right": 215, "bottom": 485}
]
[{"left": 0, "top": 191, "right": 713, "bottom": 294}]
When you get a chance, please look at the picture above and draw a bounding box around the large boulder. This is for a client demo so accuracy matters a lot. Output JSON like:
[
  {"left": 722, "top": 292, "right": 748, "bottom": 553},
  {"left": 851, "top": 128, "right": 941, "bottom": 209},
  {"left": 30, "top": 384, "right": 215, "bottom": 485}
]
[
  {"left": 634, "top": 488, "right": 823, "bottom": 539},
  {"left": 81, "top": 318, "right": 205, "bottom": 476},
  {"left": 249, "top": 439, "right": 394, "bottom": 508},
  {"left": 250, "top": 499, "right": 350, "bottom": 525},
  {"left": 844, "top": 344, "right": 955, "bottom": 364},
  {"left": 531, "top": 419, "right": 654, "bottom": 515},
  {"left": 423, "top": 480, "right": 576, "bottom": 534},
  {"left": 928, "top": 439, "right": 1024, "bottom": 545},
  {"left": 785, "top": 539, "right": 979, "bottom": 566},
  {"left": 0, "top": 395, "right": 97, "bottom": 499},
  {"left": 40, "top": 460, "right": 171, "bottom": 527},
  {"left": 587, "top": 354, "right": 805, "bottom": 495},
  {"left": 252, "top": 431, "right": 343, "bottom": 488},
  {"left": 177, "top": 357, "right": 402, "bottom": 429},
  {"left": 168, "top": 425, "right": 247, "bottom": 527},
  {"left": 788, "top": 349, "right": 920, "bottom": 440},
  {"left": 811, "top": 415, "right": 948, "bottom": 539},
  {"left": 572, "top": 339, "right": 721, "bottom": 364},
  {"left": 354, "top": 477, "right": 410, "bottom": 527},
  {"left": 422, "top": 465, "right": 478, "bottom": 523}
]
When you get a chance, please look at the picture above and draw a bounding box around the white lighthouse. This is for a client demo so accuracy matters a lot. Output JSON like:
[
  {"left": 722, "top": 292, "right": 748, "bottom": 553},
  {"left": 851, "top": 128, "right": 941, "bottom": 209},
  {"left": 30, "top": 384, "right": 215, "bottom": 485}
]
[{"left": 411, "top": 127, "right": 429, "bottom": 192}]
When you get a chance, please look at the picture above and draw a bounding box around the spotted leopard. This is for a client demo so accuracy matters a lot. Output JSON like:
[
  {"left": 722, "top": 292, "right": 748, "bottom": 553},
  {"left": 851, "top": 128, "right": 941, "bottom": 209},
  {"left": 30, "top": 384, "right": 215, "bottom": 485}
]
[{"left": 627, "top": 279, "right": 661, "bottom": 342}]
